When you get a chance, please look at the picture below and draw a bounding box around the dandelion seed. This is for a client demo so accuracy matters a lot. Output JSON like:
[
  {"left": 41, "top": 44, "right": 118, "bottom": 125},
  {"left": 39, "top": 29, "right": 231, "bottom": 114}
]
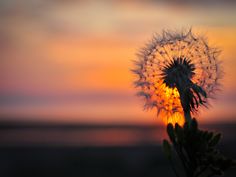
[{"left": 132, "top": 29, "right": 222, "bottom": 125}]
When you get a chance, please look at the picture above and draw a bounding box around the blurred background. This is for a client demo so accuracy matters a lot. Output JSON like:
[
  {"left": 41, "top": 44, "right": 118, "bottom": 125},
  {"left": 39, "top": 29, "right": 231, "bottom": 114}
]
[{"left": 0, "top": 0, "right": 236, "bottom": 177}]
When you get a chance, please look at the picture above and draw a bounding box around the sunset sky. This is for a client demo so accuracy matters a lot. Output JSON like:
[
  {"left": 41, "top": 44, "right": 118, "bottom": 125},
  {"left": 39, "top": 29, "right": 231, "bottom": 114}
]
[{"left": 0, "top": 0, "right": 236, "bottom": 124}]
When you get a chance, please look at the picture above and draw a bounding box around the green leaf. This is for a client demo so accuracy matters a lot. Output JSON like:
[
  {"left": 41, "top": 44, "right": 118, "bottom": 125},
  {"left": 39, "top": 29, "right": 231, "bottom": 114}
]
[
  {"left": 205, "top": 131, "right": 214, "bottom": 142},
  {"left": 175, "top": 123, "right": 184, "bottom": 143},
  {"left": 163, "top": 139, "right": 172, "bottom": 158},
  {"left": 167, "top": 123, "right": 175, "bottom": 143},
  {"left": 210, "top": 165, "right": 224, "bottom": 176},
  {"left": 209, "top": 133, "right": 221, "bottom": 147}
]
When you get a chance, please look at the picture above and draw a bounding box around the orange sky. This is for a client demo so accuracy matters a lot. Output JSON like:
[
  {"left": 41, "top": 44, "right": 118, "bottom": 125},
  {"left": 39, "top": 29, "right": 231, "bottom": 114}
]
[{"left": 0, "top": 0, "right": 236, "bottom": 124}]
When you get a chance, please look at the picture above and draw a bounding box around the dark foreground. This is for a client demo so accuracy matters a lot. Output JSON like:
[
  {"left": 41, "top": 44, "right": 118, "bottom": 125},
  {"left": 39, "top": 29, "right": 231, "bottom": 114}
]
[
  {"left": 0, "top": 122, "right": 235, "bottom": 177},
  {"left": 0, "top": 145, "right": 166, "bottom": 177},
  {"left": 0, "top": 145, "right": 235, "bottom": 177}
]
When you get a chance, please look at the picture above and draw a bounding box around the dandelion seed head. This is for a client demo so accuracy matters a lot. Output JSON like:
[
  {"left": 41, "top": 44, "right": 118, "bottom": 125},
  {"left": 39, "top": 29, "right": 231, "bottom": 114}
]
[{"left": 132, "top": 29, "right": 222, "bottom": 124}]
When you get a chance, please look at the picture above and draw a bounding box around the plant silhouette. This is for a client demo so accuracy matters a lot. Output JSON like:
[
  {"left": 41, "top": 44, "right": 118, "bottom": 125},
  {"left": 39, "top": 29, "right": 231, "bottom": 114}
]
[
  {"left": 133, "top": 29, "right": 235, "bottom": 177},
  {"left": 132, "top": 29, "right": 222, "bottom": 125},
  {"left": 163, "top": 119, "right": 235, "bottom": 177}
]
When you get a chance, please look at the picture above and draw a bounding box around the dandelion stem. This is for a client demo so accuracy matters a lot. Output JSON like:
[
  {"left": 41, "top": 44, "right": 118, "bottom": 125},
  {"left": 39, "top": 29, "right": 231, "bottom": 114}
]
[
  {"left": 184, "top": 110, "right": 192, "bottom": 125},
  {"left": 176, "top": 85, "right": 192, "bottom": 125}
]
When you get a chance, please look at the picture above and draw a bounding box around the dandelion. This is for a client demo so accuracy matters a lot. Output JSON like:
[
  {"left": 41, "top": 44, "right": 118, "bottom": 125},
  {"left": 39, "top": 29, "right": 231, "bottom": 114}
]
[{"left": 132, "top": 29, "right": 222, "bottom": 125}]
